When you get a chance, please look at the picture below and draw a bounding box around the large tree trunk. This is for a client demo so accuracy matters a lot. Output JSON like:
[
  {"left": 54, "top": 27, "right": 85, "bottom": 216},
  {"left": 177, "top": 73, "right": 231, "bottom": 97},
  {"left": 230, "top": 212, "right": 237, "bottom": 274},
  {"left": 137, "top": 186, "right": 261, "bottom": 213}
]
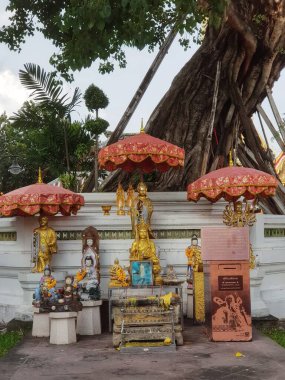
[{"left": 103, "top": 1, "right": 285, "bottom": 212}]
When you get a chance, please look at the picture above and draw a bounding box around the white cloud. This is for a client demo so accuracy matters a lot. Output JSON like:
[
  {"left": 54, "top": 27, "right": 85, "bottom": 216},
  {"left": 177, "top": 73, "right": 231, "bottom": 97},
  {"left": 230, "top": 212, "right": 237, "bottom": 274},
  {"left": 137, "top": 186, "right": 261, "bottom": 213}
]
[{"left": 0, "top": 70, "right": 29, "bottom": 116}]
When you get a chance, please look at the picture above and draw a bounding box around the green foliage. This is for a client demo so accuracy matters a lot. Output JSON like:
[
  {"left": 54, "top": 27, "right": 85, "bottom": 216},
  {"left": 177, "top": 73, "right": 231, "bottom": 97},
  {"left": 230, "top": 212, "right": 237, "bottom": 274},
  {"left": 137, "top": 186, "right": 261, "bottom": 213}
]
[
  {"left": 18, "top": 63, "right": 81, "bottom": 117},
  {"left": 0, "top": 1, "right": 227, "bottom": 80},
  {"left": 0, "top": 330, "right": 23, "bottom": 357},
  {"left": 0, "top": 107, "right": 92, "bottom": 192},
  {"left": 84, "top": 117, "right": 109, "bottom": 137},
  {"left": 261, "top": 327, "right": 285, "bottom": 349},
  {"left": 84, "top": 84, "right": 109, "bottom": 113}
]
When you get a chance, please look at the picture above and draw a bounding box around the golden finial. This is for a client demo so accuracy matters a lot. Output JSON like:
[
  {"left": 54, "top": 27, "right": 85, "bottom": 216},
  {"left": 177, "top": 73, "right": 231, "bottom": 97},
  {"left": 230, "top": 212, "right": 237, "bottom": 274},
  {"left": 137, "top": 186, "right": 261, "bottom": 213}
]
[
  {"left": 37, "top": 167, "right": 43, "bottom": 183},
  {"left": 140, "top": 118, "right": 145, "bottom": 133},
  {"left": 229, "top": 150, "right": 234, "bottom": 167}
]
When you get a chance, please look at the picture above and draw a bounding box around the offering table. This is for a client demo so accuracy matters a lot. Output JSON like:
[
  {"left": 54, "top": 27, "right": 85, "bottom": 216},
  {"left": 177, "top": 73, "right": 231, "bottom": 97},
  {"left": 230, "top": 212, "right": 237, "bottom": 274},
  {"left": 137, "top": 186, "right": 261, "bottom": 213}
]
[{"left": 108, "top": 286, "right": 184, "bottom": 348}]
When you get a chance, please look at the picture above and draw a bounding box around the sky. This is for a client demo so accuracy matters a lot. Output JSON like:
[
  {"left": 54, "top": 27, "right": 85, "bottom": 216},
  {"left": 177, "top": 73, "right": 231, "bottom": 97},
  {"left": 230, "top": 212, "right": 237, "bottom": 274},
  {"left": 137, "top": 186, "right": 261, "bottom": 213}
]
[{"left": 0, "top": 1, "right": 284, "bottom": 156}]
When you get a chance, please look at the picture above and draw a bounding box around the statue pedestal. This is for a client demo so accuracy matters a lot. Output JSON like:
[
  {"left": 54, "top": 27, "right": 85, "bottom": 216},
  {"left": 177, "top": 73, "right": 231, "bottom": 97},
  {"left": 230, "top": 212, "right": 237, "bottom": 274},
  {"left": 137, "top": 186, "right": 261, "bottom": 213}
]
[
  {"left": 186, "top": 288, "right": 193, "bottom": 319},
  {"left": 77, "top": 300, "right": 102, "bottom": 335},
  {"left": 32, "top": 308, "right": 50, "bottom": 337},
  {"left": 18, "top": 271, "right": 67, "bottom": 305},
  {"left": 49, "top": 312, "right": 77, "bottom": 344}
]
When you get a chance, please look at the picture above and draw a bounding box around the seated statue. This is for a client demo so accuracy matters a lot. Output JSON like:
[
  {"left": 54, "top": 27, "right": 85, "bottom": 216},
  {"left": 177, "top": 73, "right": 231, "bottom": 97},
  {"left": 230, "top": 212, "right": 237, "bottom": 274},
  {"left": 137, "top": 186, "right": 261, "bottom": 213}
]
[
  {"left": 166, "top": 265, "right": 177, "bottom": 280},
  {"left": 81, "top": 226, "right": 100, "bottom": 283},
  {"left": 31, "top": 216, "right": 57, "bottom": 273},
  {"left": 33, "top": 265, "right": 57, "bottom": 308},
  {"left": 56, "top": 275, "right": 82, "bottom": 312},
  {"left": 109, "top": 258, "right": 129, "bottom": 287},
  {"left": 130, "top": 181, "right": 153, "bottom": 238},
  {"left": 74, "top": 256, "right": 100, "bottom": 300},
  {"left": 130, "top": 220, "right": 162, "bottom": 285}
]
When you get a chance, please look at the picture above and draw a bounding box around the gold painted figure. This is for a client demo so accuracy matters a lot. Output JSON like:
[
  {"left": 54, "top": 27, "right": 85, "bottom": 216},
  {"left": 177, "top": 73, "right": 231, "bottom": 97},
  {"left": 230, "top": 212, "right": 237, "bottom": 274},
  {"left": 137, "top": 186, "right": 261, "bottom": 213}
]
[
  {"left": 130, "top": 220, "right": 162, "bottom": 285},
  {"left": 130, "top": 181, "right": 153, "bottom": 238},
  {"left": 223, "top": 200, "right": 256, "bottom": 227},
  {"left": 109, "top": 258, "right": 129, "bottom": 287},
  {"left": 126, "top": 183, "right": 135, "bottom": 215},
  {"left": 32, "top": 216, "right": 57, "bottom": 273},
  {"left": 116, "top": 183, "right": 125, "bottom": 215}
]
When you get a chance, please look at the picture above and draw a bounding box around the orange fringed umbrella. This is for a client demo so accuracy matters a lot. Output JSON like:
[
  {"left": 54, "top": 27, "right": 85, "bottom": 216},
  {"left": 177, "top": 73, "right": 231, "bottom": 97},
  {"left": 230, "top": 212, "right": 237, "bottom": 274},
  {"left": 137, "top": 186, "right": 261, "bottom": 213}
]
[
  {"left": 187, "top": 166, "right": 278, "bottom": 203},
  {"left": 0, "top": 172, "right": 84, "bottom": 217},
  {"left": 98, "top": 129, "right": 184, "bottom": 173}
]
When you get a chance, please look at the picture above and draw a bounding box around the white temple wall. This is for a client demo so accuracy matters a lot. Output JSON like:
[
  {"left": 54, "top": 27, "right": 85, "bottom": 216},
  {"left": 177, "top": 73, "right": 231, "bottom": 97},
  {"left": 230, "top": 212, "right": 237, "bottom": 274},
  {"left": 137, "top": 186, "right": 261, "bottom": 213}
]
[{"left": 0, "top": 192, "right": 285, "bottom": 322}]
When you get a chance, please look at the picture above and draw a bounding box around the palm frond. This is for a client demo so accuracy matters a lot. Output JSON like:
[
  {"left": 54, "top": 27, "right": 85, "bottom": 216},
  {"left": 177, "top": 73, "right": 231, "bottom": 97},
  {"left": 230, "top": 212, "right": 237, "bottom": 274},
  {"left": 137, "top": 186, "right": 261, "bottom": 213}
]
[{"left": 19, "top": 63, "right": 81, "bottom": 118}]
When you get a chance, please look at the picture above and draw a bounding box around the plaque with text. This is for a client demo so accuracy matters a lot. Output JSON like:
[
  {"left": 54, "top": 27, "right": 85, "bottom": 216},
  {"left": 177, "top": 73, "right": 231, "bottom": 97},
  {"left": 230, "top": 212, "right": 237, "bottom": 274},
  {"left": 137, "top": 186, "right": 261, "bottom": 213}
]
[{"left": 218, "top": 275, "right": 243, "bottom": 291}]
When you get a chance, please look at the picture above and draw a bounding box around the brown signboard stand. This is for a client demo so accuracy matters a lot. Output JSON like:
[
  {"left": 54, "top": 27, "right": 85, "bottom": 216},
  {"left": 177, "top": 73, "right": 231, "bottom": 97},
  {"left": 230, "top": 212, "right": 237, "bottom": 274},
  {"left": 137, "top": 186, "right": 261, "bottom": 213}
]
[{"left": 202, "top": 227, "right": 252, "bottom": 342}]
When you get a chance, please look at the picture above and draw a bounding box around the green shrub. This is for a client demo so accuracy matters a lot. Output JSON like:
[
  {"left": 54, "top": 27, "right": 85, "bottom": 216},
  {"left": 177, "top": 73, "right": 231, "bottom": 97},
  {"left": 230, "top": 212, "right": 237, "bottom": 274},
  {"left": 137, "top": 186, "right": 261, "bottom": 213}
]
[{"left": 0, "top": 330, "right": 24, "bottom": 357}]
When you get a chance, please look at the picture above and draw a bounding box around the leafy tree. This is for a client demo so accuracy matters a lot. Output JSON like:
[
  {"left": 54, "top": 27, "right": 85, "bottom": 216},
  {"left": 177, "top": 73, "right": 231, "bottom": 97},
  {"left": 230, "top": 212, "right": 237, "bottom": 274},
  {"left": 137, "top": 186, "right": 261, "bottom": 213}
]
[
  {"left": 15, "top": 63, "right": 81, "bottom": 171},
  {"left": 1, "top": 1, "right": 285, "bottom": 212},
  {"left": 83, "top": 84, "right": 109, "bottom": 191},
  {"left": 84, "top": 85, "right": 109, "bottom": 117},
  {"left": 0, "top": 105, "right": 91, "bottom": 192}
]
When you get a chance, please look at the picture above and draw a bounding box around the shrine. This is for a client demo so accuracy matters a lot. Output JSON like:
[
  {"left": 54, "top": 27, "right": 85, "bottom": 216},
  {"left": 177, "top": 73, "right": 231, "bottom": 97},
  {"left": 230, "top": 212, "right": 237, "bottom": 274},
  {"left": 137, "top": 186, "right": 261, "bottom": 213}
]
[{"left": 0, "top": 133, "right": 284, "bottom": 350}]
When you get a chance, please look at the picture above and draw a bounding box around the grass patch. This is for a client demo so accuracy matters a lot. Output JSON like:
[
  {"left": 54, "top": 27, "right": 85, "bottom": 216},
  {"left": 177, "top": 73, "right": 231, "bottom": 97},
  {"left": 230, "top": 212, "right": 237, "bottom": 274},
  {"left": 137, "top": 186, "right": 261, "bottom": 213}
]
[
  {"left": 261, "top": 327, "right": 285, "bottom": 349},
  {"left": 0, "top": 330, "right": 24, "bottom": 357}
]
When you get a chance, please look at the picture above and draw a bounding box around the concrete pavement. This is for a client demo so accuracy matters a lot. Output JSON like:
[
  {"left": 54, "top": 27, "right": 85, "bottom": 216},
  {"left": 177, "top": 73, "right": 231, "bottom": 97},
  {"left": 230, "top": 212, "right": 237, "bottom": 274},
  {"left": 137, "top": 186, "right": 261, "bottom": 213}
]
[{"left": 1, "top": 323, "right": 285, "bottom": 380}]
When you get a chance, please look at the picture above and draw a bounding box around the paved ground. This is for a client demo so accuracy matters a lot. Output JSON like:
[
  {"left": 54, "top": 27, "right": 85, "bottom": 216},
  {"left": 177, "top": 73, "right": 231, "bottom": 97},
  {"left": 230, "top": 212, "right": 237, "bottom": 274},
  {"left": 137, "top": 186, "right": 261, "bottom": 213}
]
[{"left": 1, "top": 322, "right": 285, "bottom": 380}]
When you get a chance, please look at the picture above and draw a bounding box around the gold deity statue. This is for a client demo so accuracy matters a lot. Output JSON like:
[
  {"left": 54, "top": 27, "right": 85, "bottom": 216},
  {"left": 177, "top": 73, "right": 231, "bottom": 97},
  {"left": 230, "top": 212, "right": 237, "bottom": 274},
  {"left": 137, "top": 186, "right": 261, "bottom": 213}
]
[
  {"left": 130, "top": 220, "right": 162, "bottom": 285},
  {"left": 130, "top": 181, "right": 153, "bottom": 238},
  {"left": 126, "top": 183, "right": 135, "bottom": 215},
  {"left": 223, "top": 200, "right": 256, "bottom": 227},
  {"left": 109, "top": 258, "right": 129, "bottom": 287},
  {"left": 116, "top": 183, "right": 125, "bottom": 215},
  {"left": 185, "top": 235, "right": 205, "bottom": 323},
  {"left": 32, "top": 216, "right": 57, "bottom": 273},
  {"left": 223, "top": 200, "right": 256, "bottom": 269}
]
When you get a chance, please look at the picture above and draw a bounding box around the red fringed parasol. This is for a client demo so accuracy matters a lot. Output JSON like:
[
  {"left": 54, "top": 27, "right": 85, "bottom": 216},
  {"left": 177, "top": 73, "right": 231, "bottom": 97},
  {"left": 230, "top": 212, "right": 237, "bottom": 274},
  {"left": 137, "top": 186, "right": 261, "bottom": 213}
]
[
  {"left": 0, "top": 178, "right": 84, "bottom": 217},
  {"left": 187, "top": 166, "right": 278, "bottom": 203},
  {"left": 98, "top": 129, "right": 184, "bottom": 173}
]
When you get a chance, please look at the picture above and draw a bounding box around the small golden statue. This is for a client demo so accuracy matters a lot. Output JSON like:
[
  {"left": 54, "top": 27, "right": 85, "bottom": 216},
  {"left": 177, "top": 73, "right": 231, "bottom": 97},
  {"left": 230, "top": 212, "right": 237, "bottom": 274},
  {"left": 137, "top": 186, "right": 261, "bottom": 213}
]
[
  {"left": 130, "top": 220, "right": 162, "bottom": 285},
  {"left": 109, "top": 258, "right": 129, "bottom": 287},
  {"left": 116, "top": 183, "right": 125, "bottom": 215},
  {"left": 31, "top": 216, "right": 57, "bottom": 273},
  {"left": 130, "top": 181, "right": 153, "bottom": 238},
  {"left": 126, "top": 183, "right": 135, "bottom": 215},
  {"left": 223, "top": 200, "right": 256, "bottom": 227}
]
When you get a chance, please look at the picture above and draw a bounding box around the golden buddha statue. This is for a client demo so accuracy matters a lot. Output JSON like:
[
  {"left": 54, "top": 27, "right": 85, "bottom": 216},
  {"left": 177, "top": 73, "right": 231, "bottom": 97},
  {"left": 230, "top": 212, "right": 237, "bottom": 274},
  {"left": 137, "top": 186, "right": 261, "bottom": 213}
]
[
  {"left": 130, "top": 220, "right": 162, "bottom": 285},
  {"left": 116, "top": 183, "right": 125, "bottom": 215},
  {"left": 32, "top": 216, "right": 57, "bottom": 273},
  {"left": 109, "top": 258, "right": 129, "bottom": 287},
  {"left": 130, "top": 181, "right": 153, "bottom": 238}
]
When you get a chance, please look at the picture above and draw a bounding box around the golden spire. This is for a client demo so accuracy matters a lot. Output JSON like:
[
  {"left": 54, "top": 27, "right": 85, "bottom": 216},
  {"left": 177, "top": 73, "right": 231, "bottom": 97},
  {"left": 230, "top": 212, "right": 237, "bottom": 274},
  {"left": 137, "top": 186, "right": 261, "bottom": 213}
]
[
  {"left": 37, "top": 167, "right": 43, "bottom": 183},
  {"left": 229, "top": 150, "right": 234, "bottom": 167},
  {"left": 140, "top": 118, "right": 145, "bottom": 133}
]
